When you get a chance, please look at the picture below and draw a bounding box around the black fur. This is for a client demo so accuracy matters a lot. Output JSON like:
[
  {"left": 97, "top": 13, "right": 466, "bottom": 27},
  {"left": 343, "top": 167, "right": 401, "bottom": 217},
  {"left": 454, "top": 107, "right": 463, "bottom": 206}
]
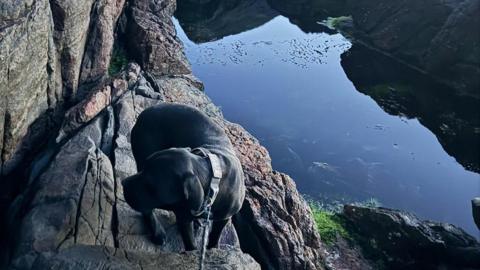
[{"left": 122, "top": 103, "right": 245, "bottom": 250}]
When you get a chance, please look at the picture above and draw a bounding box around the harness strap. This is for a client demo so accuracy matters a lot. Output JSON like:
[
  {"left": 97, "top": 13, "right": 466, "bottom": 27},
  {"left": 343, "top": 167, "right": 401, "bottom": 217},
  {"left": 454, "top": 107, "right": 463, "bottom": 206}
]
[{"left": 190, "top": 147, "right": 223, "bottom": 218}]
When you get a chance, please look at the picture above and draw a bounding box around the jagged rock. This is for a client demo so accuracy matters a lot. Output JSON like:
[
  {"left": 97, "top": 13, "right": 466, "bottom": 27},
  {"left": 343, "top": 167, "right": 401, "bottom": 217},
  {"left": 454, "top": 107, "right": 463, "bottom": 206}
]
[
  {"left": 5, "top": 67, "right": 247, "bottom": 269},
  {"left": 30, "top": 245, "right": 260, "bottom": 270},
  {"left": 0, "top": 0, "right": 127, "bottom": 221},
  {"left": 342, "top": 205, "right": 480, "bottom": 270},
  {"left": 9, "top": 111, "right": 116, "bottom": 269},
  {"left": 125, "top": 0, "right": 191, "bottom": 76},
  {"left": 50, "top": 0, "right": 97, "bottom": 100},
  {"left": 79, "top": 0, "right": 126, "bottom": 88},
  {"left": 0, "top": 0, "right": 57, "bottom": 176},
  {"left": 56, "top": 76, "right": 128, "bottom": 143},
  {"left": 159, "top": 75, "right": 324, "bottom": 270}
]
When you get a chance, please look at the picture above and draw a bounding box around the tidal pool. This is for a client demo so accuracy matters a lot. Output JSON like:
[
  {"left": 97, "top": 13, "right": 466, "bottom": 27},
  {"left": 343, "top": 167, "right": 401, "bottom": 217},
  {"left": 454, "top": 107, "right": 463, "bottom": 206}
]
[{"left": 174, "top": 10, "right": 479, "bottom": 237}]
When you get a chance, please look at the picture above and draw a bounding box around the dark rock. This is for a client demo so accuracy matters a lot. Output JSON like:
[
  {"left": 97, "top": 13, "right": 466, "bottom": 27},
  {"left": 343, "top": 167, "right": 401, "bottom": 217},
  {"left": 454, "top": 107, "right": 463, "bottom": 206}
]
[{"left": 343, "top": 205, "right": 480, "bottom": 270}]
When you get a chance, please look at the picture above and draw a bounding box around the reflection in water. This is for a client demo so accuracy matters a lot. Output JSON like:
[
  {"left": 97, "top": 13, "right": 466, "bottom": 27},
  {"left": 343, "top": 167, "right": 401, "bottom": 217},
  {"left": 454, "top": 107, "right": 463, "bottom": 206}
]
[
  {"left": 341, "top": 45, "right": 480, "bottom": 173},
  {"left": 176, "top": 0, "right": 278, "bottom": 43},
  {"left": 175, "top": 0, "right": 480, "bottom": 236}
]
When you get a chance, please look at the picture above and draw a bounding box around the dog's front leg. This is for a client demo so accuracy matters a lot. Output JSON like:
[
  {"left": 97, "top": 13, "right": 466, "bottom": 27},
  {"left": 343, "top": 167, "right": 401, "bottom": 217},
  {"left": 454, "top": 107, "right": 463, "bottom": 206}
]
[
  {"left": 178, "top": 220, "right": 196, "bottom": 251},
  {"left": 143, "top": 211, "right": 166, "bottom": 245}
]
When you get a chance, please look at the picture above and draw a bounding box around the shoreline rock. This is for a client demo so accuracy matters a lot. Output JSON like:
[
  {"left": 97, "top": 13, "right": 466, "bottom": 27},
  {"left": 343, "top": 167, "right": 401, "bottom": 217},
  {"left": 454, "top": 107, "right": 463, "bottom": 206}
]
[{"left": 341, "top": 205, "right": 480, "bottom": 270}]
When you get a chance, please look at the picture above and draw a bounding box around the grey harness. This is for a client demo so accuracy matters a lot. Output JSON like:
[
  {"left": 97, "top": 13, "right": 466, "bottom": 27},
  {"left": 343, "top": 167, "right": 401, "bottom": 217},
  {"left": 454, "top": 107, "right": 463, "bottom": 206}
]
[{"left": 190, "top": 147, "right": 223, "bottom": 218}]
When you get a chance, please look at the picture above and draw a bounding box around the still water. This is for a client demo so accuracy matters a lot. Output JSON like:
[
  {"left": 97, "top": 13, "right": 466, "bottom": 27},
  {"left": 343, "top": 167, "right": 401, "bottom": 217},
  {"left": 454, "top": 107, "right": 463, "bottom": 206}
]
[{"left": 174, "top": 7, "right": 479, "bottom": 236}]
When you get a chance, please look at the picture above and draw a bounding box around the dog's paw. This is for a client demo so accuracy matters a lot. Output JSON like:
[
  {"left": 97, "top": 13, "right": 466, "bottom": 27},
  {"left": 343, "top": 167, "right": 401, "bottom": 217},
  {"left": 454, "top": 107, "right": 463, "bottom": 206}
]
[{"left": 151, "top": 232, "right": 166, "bottom": 245}]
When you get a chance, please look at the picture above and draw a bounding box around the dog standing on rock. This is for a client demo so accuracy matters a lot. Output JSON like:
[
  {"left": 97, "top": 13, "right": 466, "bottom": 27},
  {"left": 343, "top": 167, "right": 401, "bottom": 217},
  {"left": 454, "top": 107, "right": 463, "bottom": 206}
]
[{"left": 122, "top": 103, "right": 245, "bottom": 251}]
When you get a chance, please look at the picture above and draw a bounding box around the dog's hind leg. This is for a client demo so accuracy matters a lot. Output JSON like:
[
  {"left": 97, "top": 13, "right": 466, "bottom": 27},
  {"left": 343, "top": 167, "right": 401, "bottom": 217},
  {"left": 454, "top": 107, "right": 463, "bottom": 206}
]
[
  {"left": 143, "top": 211, "right": 166, "bottom": 245},
  {"left": 178, "top": 220, "right": 196, "bottom": 251},
  {"left": 207, "top": 219, "right": 229, "bottom": 249}
]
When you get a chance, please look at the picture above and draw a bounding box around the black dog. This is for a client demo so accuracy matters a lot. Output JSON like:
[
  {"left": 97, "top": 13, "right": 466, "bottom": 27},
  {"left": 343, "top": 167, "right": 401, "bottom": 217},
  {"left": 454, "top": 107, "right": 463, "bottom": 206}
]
[{"left": 122, "top": 103, "right": 245, "bottom": 250}]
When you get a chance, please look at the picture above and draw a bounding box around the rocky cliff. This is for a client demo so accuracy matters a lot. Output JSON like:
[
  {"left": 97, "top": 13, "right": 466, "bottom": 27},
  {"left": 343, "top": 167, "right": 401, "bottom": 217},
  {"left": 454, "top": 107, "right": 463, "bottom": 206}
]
[
  {"left": 0, "top": 0, "right": 324, "bottom": 269},
  {"left": 341, "top": 205, "right": 480, "bottom": 270},
  {"left": 1, "top": 0, "right": 479, "bottom": 270}
]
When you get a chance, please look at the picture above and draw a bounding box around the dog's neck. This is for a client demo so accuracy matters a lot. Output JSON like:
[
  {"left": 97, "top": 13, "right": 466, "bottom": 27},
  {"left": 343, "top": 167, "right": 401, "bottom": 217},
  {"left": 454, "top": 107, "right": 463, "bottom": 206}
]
[
  {"left": 191, "top": 151, "right": 227, "bottom": 188},
  {"left": 192, "top": 155, "right": 211, "bottom": 184}
]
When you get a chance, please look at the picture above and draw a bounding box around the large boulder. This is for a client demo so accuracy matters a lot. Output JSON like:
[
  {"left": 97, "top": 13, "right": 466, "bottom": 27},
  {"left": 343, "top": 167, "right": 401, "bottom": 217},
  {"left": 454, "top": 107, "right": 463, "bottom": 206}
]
[{"left": 343, "top": 205, "right": 480, "bottom": 270}]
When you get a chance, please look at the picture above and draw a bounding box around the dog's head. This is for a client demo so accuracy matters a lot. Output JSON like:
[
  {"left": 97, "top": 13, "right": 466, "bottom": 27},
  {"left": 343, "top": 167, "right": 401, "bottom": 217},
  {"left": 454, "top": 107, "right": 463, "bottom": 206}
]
[{"left": 122, "top": 148, "right": 205, "bottom": 214}]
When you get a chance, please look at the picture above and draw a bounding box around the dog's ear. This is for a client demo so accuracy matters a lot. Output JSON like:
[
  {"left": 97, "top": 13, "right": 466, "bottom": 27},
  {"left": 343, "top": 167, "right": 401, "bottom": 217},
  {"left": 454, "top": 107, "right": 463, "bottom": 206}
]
[{"left": 183, "top": 174, "right": 204, "bottom": 213}]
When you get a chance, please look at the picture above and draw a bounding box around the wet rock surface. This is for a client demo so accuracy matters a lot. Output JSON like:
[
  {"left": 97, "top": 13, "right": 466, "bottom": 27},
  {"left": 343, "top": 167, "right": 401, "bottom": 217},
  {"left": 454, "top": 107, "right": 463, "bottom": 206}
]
[{"left": 342, "top": 205, "right": 480, "bottom": 270}]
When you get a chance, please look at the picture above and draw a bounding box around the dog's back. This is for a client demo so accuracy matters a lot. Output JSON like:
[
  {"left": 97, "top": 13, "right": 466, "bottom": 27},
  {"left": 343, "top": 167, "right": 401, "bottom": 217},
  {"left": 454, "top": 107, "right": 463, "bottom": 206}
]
[{"left": 131, "top": 103, "right": 232, "bottom": 170}]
